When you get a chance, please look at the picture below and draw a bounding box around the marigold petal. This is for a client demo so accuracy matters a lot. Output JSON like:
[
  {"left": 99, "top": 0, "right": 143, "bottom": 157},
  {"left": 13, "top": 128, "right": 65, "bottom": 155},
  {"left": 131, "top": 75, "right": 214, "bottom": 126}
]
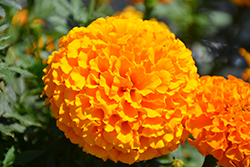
[{"left": 186, "top": 75, "right": 250, "bottom": 167}]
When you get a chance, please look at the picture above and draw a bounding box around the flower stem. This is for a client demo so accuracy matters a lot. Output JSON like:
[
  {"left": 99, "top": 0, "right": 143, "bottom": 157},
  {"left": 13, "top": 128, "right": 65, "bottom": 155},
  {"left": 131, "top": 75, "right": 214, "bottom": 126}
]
[
  {"left": 202, "top": 155, "right": 218, "bottom": 167},
  {"left": 143, "top": 0, "right": 157, "bottom": 20},
  {"left": 88, "top": 0, "right": 96, "bottom": 22}
]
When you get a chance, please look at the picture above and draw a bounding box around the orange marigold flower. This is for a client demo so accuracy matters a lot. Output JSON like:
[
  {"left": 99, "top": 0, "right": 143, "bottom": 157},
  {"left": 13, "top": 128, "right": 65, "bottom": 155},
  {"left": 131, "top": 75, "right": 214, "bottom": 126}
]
[
  {"left": 230, "top": 0, "right": 250, "bottom": 7},
  {"left": 12, "top": 9, "right": 29, "bottom": 25},
  {"left": 27, "top": 35, "right": 56, "bottom": 64},
  {"left": 239, "top": 48, "right": 250, "bottom": 82},
  {"left": 42, "top": 16, "right": 199, "bottom": 164},
  {"left": 185, "top": 75, "right": 250, "bottom": 167}
]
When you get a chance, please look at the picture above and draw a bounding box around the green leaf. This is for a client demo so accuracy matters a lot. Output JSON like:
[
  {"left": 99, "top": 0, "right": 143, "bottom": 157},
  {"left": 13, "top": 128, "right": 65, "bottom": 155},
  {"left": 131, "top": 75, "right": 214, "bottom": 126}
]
[
  {"left": 3, "top": 145, "right": 15, "bottom": 167},
  {"left": 0, "top": 92, "right": 8, "bottom": 116},
  {"left": 0, "top": 23, "right": 9, "bottom": 32},
  {"left": 53, "top": 0, "right": 70, "bottom": 18},
  {"left": 14, "top": 150, "right": 44, "bottom": 165},
  {"left": 33, "top": 0, "right": 54, "bottom": 18},
  {"left": 55, "top": 0, "right": 72, "bottom": 14},
  {"left": 0, "top": 124, "right": 14, "bottom": 138},
  {"left": 209, "top": 11, "right": 232, "bottom": 28},
  {"left": 3, "top": 111, "right": 42, "bottom": 127},
  {"left": 0, "top": 41, "right": 11, "bottom": 50},
  {"left": 171, "top": 141, "right": 205, "bottom": 167},
  {"left": 72, "top": 0, "right": 84, "bottom": 17},
  {"left": 0, "top": 6, "right": 6, "bottom": 18},
  {"left": 8, "top": 67, "right": 34, "bottom": 77},
  {"left": 7, "top": 123, "right": 26, "bottom": 133},
  {"left": 0, "top": 34, "right": 11, "bottom": 42},
  {"left": 0, "top": 67, "right": 14, "bottom": 83},
  {"left": 0, "top": 0, "right": 22, "bottom": 9}
]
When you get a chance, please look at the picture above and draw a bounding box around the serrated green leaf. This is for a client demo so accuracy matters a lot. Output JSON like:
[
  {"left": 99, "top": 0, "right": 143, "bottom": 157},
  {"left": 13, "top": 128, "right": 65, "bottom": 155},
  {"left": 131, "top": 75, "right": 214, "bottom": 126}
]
[
  {"left": 0, "top": 92, "right": 7, "bottom": 116},
  {"left": 5, "top": 84, "right": 16, "bottom": 102},
  {"left": 0, "top": 42, "right": 11, "bottom": 50},
  {"left": 8, "top": 67, "right": 34, "bottom": 77},
  {"left": 14, "top": 150, "right": 44, "bottom": 165},
  {"left": 0, "top": 23, "right": 9, "bottom": 32},
  {"left": 7, "top": 77, "right": 25, "bottom": 96},
  {"left": 0, "top": 35, "right": 11, "bottom": 50},
  {"left": 3, "top": 145, "right": 15, "bottom": 167},
  {"left": 53, "top": 1, "right": 70, "bottom": 18},
  {"left": 0, "top": 124, "right": 14, "bottom": 138},
  {"left": 72, "top": 0, "right": 85, "bottom": 20},
  {"left": 3, "top": 111, "right": 42, "bottom": 127},
  {"left": 0, "top": 6, "right": 6, "bottom": 18},
  {"left": 0, "top": 18, "right": 7, "bottom": 24},
  {"left": 0, "top": 0, "right": 22, "bottom": 9},
  {"left": 55, "top": 0, "right": 72, "bottom": 14},
  {"left": 0, "top": 34, "right": 11, "bottom": 42},
  {"left": 8, "top": 123, "right": 26, "bottom": 133},
  {"left": 0, "top": 68, "right": 14, "bottom": 83},
  {"left": 33, "top": 0, "right": 54, "bottom": 18}
]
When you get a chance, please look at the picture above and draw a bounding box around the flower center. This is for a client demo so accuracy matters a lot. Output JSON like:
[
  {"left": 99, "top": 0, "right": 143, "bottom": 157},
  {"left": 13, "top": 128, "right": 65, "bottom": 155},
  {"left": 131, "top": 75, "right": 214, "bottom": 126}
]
[
  {"left": 225, "top": 100, "right": 250, "bottom": 113},
  {"left": 234, "top": 100, "right": 250, "bottom": 113}
]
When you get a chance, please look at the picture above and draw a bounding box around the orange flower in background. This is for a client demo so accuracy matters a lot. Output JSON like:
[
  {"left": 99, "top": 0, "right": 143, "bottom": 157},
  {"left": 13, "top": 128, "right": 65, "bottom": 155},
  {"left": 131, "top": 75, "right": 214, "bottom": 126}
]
[
  {"left": 239, "top": 48, "right": 250, "bottom": 82},
  {"left": 27, "top": 35, "right": 56, "bottom": 64},
  {"left": 32, "top": 19, "right": 46, "bottom": 28},
  {"left": 116, "top": 6, "right": 169, "bottom": 29},
  {"left": 115, "top": 6, "right": 143, "bottom": 19},
  {"left": 42, "top": 16, "right": 199, "bottom": 164},
  {"left": 230, "top": 0, "right": 250, "bottom": 7},
  {"left": 159, "top": 0, "right": 172, "bottom": 2},
  {"left": 185, "top": 75, "right": 250, "bottom": 167},
  {"left": 12, "top": 9, "right": 29, "bottom": 25}
]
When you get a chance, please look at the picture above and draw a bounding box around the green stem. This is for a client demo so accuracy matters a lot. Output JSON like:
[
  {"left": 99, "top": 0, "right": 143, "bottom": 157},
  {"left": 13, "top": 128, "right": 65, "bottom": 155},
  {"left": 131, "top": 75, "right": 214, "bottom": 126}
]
[
  {"left": 88, "top": 0, "right": 96, "bottom": 22},
  {"left": 202, "top": 155, "right": 218, "bottom": 167},
  {"left": 143, "top": 0, "right": 157, "bottom": 20}
]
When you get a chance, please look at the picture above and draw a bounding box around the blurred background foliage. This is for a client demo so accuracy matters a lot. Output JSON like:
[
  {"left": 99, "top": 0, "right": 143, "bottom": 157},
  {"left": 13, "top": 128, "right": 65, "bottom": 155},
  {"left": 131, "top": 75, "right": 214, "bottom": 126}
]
[{"left": 0, "top": 0, "right": 249, "bottom": 166}]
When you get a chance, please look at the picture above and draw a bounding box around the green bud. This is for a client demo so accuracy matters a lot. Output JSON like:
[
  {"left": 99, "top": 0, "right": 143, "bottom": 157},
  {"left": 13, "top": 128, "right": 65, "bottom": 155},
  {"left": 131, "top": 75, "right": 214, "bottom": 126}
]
[
  {"left": 171, "top": 159, "right": 185, "bottom": 167},
  {"left": 143, "top": 0, "right": 157, "bottom": 20},
  {"left": 29, "top": 22, "right": 42, "bottom": 37},
  {"left": 144, "top": 0, "right": 157, "bottom": 11}
]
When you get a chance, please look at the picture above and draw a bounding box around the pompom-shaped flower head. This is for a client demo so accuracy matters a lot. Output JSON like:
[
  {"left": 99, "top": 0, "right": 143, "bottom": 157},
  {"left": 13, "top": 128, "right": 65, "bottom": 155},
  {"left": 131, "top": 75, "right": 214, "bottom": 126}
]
[
  {"left": 42, "top": 16, "right": 199, "bottom": 164},
  {"left": 185, "top": 75, "right": 250, "bottom": 167}
]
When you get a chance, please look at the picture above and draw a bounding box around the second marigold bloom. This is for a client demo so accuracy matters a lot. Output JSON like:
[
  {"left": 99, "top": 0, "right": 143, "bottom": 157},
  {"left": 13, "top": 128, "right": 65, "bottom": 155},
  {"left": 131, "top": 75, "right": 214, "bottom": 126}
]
[
  {"left": 185, "top": 75, "right": 250, "bottom": 167},
  {"left": 42, "top": 16, "right": 199, "bottom": 164}
]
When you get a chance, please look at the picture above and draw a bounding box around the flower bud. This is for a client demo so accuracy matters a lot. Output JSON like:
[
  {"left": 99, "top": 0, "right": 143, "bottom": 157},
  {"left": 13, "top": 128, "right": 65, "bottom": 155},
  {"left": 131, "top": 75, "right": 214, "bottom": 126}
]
[
  {"left": 171, "top": 159, "right": 185, "bottom": 167},
  {"left": 144, "top": 0, "right": 157, "bottom": 11}
]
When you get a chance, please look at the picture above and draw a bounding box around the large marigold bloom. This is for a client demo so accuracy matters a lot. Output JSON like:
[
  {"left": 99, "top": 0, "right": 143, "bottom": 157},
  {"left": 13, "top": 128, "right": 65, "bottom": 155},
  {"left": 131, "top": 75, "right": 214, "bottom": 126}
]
[
  {"left": 42, "top": 16, "right": 199, "bottom": 164},
  {"left": 185, "top": 75, "right": 250, "bottom": 167}
]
